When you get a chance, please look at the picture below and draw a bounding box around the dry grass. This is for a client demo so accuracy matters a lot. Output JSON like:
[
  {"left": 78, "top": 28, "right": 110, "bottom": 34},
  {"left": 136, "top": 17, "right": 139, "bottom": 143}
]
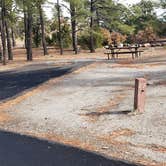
[
  {"left": 99, "top": 128, "right": 166, "bottom": 153},
  {"left": 98, "top": 128, "right": 166, "bottom": 166},
  {"left": 98, "top": 128, "right": 135, "bottom": 148},
  {"left": 0, "top": 112, "right": 11, "bottom": 123},
  {"left": 23, "top": 131, "right": 97, "bottom": 153}
]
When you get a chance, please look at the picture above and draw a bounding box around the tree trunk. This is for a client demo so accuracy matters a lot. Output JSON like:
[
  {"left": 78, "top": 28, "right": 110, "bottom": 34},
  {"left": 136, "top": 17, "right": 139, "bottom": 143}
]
[
  {"left": 1, "top": 0, "right": 7, "bottom": 65},
  {"left": 70, "top": 3, "right": 78, "bottom": 54},
  {"left": 26, "top": 7, "right": 33, "bottom": 61},
  {"left": 11, "top": 28, "right": 16, "bottom": 47},
  {"left": 0, "top": 43, "right": 2, "bottom": 62},
  {"left": 0, "top": 24, "right": 2, "bottom": 62},
  {"left": 57, "top": 0, "right": 63, "bottom": 55},
  {"left": 96, "top": 10, "right": 100, "bottom": 26},
  {"left": 90, "top": 0, "right": 95, "bottom": 53},
  {"left": 33, "top": 21, "right": 40, "bottom": 48},
  {"left": 5, "top": 21, "right": 13, "bottom": 60},
  {"left": 24, "top": 13, "right": 28, "bottom": 49},
  {"left": 23, "top": 0, "right": 28, "bottom": 49},
  {"left": 39, "top": 4, "right": 48, "bottom": 55}
]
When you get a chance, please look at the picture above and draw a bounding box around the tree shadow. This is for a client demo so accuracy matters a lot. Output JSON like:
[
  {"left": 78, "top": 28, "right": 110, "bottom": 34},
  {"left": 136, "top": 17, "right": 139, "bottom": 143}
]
[
  {"left": 0, "top": 62, "right": 90, "bottom": 102},
  {"left": 84, "top": 110, "right": 132, "bottom": 117},
  {"left": 0, "top": 130, "right": 141, "bottom": 166}
]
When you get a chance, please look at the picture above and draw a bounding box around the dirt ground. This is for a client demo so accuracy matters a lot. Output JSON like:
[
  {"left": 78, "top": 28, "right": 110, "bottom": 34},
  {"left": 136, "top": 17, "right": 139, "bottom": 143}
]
[
  {"left": 0, "top": 46, "right": 162, "bottom": 71},
  {"left": 0, "top": 47, "right": 105, "bottom": 71},
  {"left": 0, "top": 47, "right": 166, "bottom": 166}
]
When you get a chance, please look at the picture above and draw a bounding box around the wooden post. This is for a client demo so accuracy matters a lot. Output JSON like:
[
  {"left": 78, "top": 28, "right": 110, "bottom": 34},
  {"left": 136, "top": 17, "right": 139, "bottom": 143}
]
[{"left": 134, "top": 78, "right": 147, "bottom": 113}]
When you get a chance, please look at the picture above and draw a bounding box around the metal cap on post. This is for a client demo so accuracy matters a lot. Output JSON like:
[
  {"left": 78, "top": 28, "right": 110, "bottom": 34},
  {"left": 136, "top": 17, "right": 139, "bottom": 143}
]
[{"left": 134, "top": 78, "right": 147, "bottom": 113}]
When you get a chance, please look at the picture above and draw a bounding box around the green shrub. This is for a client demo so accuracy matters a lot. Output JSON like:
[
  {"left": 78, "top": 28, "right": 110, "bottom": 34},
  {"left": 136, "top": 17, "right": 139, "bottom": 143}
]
[
  {"left": 52, "top": 32, "right": 58, "bottom": 45},
  {"left": 78, "top": 29, "right": 103, "bottom": 50},
  {"left": 46, "top": 26, "right": 72, "bottom": 48},
  {"left": 33, "top": 32, "right": 41, "bottom": 48},
  {"left": 32, "top": 25, "right": 41, "bottom": 48},
  {"left": 46, "top": 35, "right": 54, "bottom": 46}
]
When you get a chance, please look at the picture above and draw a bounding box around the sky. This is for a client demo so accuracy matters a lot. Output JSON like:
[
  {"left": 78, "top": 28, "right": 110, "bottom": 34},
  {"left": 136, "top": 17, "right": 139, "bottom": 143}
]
[
  {"left": 118, "top": 0, "right": 141, "bottom": 5},
  {"left": 119, "top": 0, "right": 160, "bottom": 5},
  {"left": 44, "top": 0, "right": 164, "bottom": 19}
]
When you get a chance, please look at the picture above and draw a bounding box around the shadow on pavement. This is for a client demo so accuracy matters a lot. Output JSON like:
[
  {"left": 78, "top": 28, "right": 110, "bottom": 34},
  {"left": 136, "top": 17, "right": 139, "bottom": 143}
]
[
  {"left": 0, "top": 62, "right": 90, "bottom": 102},
  {"left": 0, "top": 130, "right": 141, "bottom": 166}
]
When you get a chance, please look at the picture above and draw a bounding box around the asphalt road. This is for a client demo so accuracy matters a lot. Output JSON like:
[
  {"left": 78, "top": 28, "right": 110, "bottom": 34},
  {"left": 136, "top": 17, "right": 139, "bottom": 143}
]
[
  {"left": 0, "top": 130, "right": 140, "bottom": 166},
  {"left": 0, "top": 61, "right": 91, "bottom": 102}
]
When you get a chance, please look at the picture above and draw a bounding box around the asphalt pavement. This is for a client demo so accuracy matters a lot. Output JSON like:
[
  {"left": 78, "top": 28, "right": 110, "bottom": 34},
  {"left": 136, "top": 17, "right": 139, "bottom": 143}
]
[
  {"left": 0, "top": 130, "right": 140, "bottom": 166},
  {"left": 0, "top": 61, "right": 91, "bottom": 102}
]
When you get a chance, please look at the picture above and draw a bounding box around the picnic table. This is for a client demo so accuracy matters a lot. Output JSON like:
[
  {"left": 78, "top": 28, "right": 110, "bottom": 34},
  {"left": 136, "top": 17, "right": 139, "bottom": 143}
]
[{"left": 104, "top": 46, "right": 143, "bottom": 60}]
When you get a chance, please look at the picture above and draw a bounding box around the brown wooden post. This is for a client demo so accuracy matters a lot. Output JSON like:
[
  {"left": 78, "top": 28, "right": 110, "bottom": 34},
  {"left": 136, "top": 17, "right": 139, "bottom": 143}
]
[{"left": 134, "top": 78, "right": 147, "bottom": 113}]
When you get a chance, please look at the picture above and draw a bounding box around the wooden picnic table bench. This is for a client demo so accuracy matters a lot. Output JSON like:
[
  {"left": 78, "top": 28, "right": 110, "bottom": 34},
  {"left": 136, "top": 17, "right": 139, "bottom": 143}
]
[{"left": 104, "top": 46, "right": 143, "bottom": 60}]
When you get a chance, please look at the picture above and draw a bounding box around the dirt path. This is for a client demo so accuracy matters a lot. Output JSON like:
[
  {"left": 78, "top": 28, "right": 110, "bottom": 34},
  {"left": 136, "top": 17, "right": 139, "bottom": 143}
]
[{"left": 0, "top": 48, "right": 166, "bottom": 166}]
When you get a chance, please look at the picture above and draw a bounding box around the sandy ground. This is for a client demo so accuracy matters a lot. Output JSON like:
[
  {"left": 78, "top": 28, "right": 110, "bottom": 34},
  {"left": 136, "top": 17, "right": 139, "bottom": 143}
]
[
  {"left": 0, "top": 48, "right": 105, "bottom": 72},
  {"left": 0, "top": 46, "right": 162, "bottom": 71},
  {"left": 0, "top": 47, "right": 166, "bottom": 166}
]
